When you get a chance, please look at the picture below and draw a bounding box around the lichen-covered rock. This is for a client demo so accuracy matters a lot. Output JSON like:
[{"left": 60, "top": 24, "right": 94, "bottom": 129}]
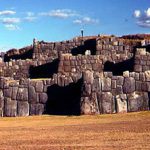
[{"left": 123, "top": 77, "right": 135, "bottom": 93}]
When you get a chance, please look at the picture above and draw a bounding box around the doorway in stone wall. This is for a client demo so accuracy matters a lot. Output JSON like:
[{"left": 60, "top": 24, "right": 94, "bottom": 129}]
[
  {"left": 45, "top": 79, "right": 82, "bottom": 115},
  {"left": 71, "top": 39, "right": 96, "bottom": 55}
]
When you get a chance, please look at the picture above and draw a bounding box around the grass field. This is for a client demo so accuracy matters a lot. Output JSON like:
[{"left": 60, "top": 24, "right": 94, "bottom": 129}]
[{"left": 0, "top": 112, "right": 150, "bottom": 150}]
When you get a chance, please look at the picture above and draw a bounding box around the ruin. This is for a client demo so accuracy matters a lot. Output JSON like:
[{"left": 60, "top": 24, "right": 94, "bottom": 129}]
[{"left": 0, "top": 34, "right": 150, "bottom": 117}]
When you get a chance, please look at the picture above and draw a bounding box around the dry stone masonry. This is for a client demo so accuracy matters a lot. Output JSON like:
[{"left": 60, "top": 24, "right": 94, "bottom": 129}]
[{"left": 0, "top": 34, "right": 150, "bottom": 117}]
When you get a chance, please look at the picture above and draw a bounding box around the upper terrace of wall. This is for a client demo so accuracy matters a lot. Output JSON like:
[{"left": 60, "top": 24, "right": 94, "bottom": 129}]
[{"left": 0, "top": 35, "right": 150, "bottom": 80}]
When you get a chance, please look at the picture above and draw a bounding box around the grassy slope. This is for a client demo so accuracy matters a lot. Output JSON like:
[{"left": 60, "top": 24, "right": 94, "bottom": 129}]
[{"left": 0, "top": 111, "right": 149, "bottom": 150}]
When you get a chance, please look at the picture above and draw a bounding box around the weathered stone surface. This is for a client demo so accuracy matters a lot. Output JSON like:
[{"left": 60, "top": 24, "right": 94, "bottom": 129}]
[
  {"left": 123, "top": 77, "right": 135, "bottom": 94},
  {"left": 80, "top": 97, "right": 91, "bottom": 115},
  {"left": 116, "top": 95, "right": 127, "bottom": 113},
  {"left": 11, "top": 87, "right": 18, "bottom": 100},
  {"left": 35, "top": 81, "right": 43, "bottom": 92},
  {"left": 101, "top": 92, "right": 114, "bottom": 114},
  {"left": 39, "top": 93, "right": 48, "bottom": 104},
  {"left": 117, "top": 76, "right": 124, "bottom": 85},
  {"left": 112, "top": 80, "right": 116, "bottom": 89},
  {"left": 28, "top": 86, "right": 38, "bottom": 103},
  {"left": 90, "top": 92, "right": 99, "bottom": 114},
  {"left": 116, "top": 85, "right": 123, "bottom": 95},
  {"left": 127, "top": 92, "right": 149, "bottom": 112},
  {"left": 147, "top": 82, "right": 150, "bottom": 91},
  {"left": 16, "top": 88, "right": 28, "bottom": 101},
  {"left": 102, "top": 78, "right": 111, "bottom": 92},
  {"left": 123, "top": 71, "right": 129, "bottom": 77},
  {"left": 83, "top": 84, "right": 91, "bottom": 96},
  {"left": 0, "top": 90, "right": 4, "bottom": 116},
  {"left": 17, "top": 101, "right": 29, "bottom": 116},
  {"left": 136, "top": 81, "right": 142, "bottom": 91},
  {"left": 145, "top": 71, "right": 150, "bottom": 81},
  {"left": 92, "top": 78, "right": 101, "bottom": 92},
  {"left": 30, "top": 104, "right": 44, "bottom": 115},
  {"left": 0, "top": 78, "right": 5, "bottom": 89},
  {"left": 3, "top": 87, "right": 12, "bottom": 98},
  {"left": 4, "top": 98, "right": 17, "bottom": 117},
  {"left": 83, "top": 70, "right": 94, "bottom": 84}
]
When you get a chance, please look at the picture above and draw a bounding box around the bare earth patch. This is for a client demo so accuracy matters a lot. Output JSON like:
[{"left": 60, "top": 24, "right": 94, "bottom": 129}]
[{"left": 0, "top": 112, "right": 149, "bottom": 150}]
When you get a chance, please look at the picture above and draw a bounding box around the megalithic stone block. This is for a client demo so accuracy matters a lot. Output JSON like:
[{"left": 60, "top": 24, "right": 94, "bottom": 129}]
[
  {"left": 4, "top": 98, "right": 17, "bottom": 117},
  {"left": 116, "top": 94, "right": 127, "bottom": 113},
  {"left": 16, "top": 87, "right": 28, "bottom": 101},
  {"left": 123, "top": 77, "right": 135, "bottom": 94},
  {"left": 0, "top": 90, "right": 4, "bottom": 117},
  {"left": 17, "top": 101, "right": 29, "bottom": 116},
  {"left": 28, "top": 86, "right": 39, "bottom": 104},
  {"left": 80, "top": 97, "right": 91, "bottom": 115},
  {"left": 102, "top": 78, "right": 111, "bottom": 92},
  {"left": 83, "top": 70, "right": 94, "bottom": 84},
  {"left": 127, "top": 92, "right": 149, "bottom": 112},
  {"left": 30, "top": 104, "right": 45, "bottom": 115},
  {"left": 101, "top": 92, "right": 115, "bottom": 114}
]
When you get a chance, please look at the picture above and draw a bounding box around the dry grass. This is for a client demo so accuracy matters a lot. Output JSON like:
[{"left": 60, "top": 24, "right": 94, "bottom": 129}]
[{"left": 0, "top": 112, "right": 150, "bottom": 150}]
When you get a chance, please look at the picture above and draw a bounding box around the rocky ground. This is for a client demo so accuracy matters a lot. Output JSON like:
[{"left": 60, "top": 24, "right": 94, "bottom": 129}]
[{"left": 0, "top": 112, "right": 149, "bottom": 150}]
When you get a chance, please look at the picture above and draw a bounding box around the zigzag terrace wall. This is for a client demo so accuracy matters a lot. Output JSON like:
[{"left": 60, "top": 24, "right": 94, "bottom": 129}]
[
  {"left": 81, "top": 70, "right": 150, "bottom": 115},
  {"left": 0, "top": 35, "right": 149, "bottom": 117}
]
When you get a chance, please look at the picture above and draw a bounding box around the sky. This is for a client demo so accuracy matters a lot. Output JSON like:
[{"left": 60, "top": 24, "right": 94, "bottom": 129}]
[{"left": 0, "top": 0, "right": 150, "bottom": 51}]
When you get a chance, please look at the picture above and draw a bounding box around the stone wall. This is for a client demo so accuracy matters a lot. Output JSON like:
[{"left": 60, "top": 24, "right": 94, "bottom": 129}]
[
  {"left": 0, "top": 35, "right": 149, "bottom": 117},
  {"left": 134, "top": 48, "right": 150, "bottom": 72},
  {"left": 96, "top": 36, "right": 141, "bottom": 55},
  {"left": 58, "top": 54, "right": 103, "bottom": 75},
  {"left": 0, "top": 73, "right": 81, "bottom": 117},
  {"left": 32, "top": 37, "right": 85, "bottom": 60},
  {"left": 81, "top": 70, "right": 150, "bottom": 115},
  {"left": 0, "top": 69, "right": 150, "bottom": 117},
  {"left": 58, "top": 52, "right": 134, "bottom": 75}
]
